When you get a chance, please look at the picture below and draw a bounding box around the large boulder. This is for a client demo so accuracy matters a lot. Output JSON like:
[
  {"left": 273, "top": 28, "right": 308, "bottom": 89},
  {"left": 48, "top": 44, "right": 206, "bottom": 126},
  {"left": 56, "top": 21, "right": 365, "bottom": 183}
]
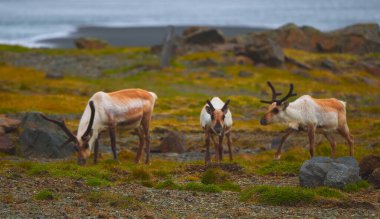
[
  {"left": 239, "top": 37, "right": 285, "bottom": 67},
  {"left": 0, "top": 135, "right": 16, "bottom": 155},
  {"left": 299, "top": 156, "right": 360, "bottom": 189},
  {"left": 74, "top": 37, "right": 109, "bottom": 49},
  {"left": 19, "top": 112, "right": 76, "bottom": 158},
  {"left": 359, "top": 155, "right": 380, "bottom": 179},
  {"left": 241, "top": 23, "right": 380, "bottom": 54},
  {"left": 159, "top": 131, "right": 186, "bottom": 154},
  {"left": 0, "top": 115, "right": 21, "bottom": 134},
  {"left": 368, "top": 167, "right": 380, "bottom": 188},
  {"left": 184, "top": 28, "right": 225, "bottom": 45}
]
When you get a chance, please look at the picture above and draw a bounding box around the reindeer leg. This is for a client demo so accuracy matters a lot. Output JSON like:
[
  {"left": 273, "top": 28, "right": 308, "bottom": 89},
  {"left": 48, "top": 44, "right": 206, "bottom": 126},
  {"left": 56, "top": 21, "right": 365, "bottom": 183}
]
[
  {"left": 323, "top": 132, "right": 336, "bottom": 159},
  {"left": 109, "top": 126, "right": 118, "bottom": 161},
  {"left": 226, "top": 131, "right": 233, "bottom": 162},
  {"left": 134, "top": 126, "right": 145, "bottom": 164},
  {"left": 218, "top": 134, "right": 224, "bottom": 162},
  {"left": 93, "top": 137, "right": 100, "bottom": 164},
  {"left": 338, "top": 125, "right": 354, "bottom": 156},
  {"left": 205, "top": 129, "right": 211, "bottom": 165},
  {"left": 274, "top": 128, "right": 295, "bottom": 160},
  {"left": 307, "top": 124, "right": 316, "bottom": 158},
  {"left": 142, "top": 120, "right": 151, "bottom": 165},
  {"left": 211, "top": 134, "right": 219, "bottom": 161}
]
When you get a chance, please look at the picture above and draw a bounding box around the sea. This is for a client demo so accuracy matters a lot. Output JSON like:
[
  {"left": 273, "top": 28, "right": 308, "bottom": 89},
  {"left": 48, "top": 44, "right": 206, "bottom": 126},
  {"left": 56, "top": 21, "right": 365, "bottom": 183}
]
[{"left": 0, "top": 0, "right": 379, "bottom": 47}]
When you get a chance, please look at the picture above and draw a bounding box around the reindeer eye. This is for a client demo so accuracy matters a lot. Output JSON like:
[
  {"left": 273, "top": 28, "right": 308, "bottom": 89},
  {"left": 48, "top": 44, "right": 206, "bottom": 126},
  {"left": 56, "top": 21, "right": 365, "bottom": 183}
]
[
  {"left": 211, "top": 115, "right": 215, "bottom": 120},
  {"left": 272, "top": 108, "right": 279, "bottom": 114},
  {"left": 222, "top": 115, "right": 225, "bottom": 120}
]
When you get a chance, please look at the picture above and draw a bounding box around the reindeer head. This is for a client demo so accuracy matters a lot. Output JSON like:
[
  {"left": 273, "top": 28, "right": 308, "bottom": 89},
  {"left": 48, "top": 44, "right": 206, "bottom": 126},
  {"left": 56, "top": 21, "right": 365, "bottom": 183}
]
[
  {"left": 205, "top": 99, "right": 230, "bottom": 135},
  {"left": 40, "top": 101, "right": 96, "bottom": 165},
  {"left": 260, "top": 81, "right": 297, "bottom": 125}
]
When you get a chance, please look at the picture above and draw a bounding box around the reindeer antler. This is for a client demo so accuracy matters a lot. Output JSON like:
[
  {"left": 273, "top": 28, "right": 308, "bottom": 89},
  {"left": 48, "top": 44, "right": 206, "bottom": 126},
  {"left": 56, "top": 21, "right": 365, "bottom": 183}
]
[
  {"left": 39, "top": 113, "right": 79, "bottom": 149},
  {"left": 260, "top": 81, "right": 297, "bottom": 105},
  {"left": 206, "top": 100, "right": 215, "bottom": 111}
]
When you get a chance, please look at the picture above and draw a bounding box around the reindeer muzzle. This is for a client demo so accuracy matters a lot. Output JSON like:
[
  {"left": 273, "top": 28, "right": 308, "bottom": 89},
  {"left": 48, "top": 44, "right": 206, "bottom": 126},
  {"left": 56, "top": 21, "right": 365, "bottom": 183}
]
[{"left": 260, "top": 118, "right": 267, "bottom": 126}]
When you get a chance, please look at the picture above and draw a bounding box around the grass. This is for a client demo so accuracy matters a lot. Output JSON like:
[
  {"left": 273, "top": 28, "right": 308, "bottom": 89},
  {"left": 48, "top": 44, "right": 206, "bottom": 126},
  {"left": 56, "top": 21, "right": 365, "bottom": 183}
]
[
  {"left": 34, "top": 189, "right": 58, "bottom": 200},
  {"left": 184, "top": 182, "right": 222, "bottom": 193},
  {"left": 256, "top": 160, "right": 302, "bottom": 176},
  {"left": 240, "top": 185, "right": 345, "bottom": 206},
  {"left": 343, "top": 180, "right": 370, "bottom": 193},
  {"left": 85, "top": 191, "right": 142, "bottom": 210},
  {"left": 201, "top": 168, "right": 230, "bottom": 184}
]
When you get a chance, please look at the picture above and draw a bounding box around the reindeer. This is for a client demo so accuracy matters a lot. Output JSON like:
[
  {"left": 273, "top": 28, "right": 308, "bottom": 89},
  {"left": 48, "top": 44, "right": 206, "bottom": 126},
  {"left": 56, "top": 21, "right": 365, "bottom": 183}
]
[
  {"left": 259, "top": 81, "right": 354, "bottom": 160},
  {"left": 40, "top": 88, "right": 157, "bottom": 165},
  {"left": 200, "top": 97, "right": 233, "bottom": 164}
]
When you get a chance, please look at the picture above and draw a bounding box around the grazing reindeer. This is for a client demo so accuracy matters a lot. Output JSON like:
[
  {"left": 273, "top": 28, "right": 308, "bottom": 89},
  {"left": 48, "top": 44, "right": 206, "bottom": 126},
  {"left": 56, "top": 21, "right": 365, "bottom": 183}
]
[
  {"left": 260, "top": 81, "right": 354, "bottom": 160},
  {"left": 200, "top": 97, "right": 233, "bottom": 164},
  {"left": 41, "top": 89, "right": 157, "bottom": 165}
]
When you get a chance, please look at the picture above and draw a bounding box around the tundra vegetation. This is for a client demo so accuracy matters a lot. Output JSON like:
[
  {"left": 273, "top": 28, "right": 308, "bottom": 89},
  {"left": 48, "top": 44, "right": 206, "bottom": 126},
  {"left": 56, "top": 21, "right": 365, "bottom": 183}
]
[{"left": 0, "top": 41, "right": 379, "bottom": 218}]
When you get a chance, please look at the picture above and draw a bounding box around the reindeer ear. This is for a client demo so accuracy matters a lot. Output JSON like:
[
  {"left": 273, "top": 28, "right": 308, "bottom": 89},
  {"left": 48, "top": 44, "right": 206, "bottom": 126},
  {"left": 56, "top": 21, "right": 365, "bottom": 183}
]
[
  {"left": 221, "top": 99, "right": 230, "bottom": 114},
  {"left": 206, "top": 106, "right": 212, "bottom": 115},
  {"left": 282, "top": 102, "right": 290, "bottom": 110}
]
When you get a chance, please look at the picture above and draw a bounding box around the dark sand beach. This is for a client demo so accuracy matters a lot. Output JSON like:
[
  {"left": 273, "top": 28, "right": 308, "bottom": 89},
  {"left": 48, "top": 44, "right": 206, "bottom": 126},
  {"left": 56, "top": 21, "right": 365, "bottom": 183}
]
[{"left": 38, "top": 25, "right": 267, "bottom": 48}]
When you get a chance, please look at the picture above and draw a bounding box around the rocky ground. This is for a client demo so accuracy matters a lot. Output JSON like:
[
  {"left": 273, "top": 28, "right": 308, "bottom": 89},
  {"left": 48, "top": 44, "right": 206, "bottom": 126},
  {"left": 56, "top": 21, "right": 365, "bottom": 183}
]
[
  {"left": 1, "top": 23, "right": 380, "bottom": 218},
  {"left": 1, "top": 161, "right": 380, "bottom": 218}
]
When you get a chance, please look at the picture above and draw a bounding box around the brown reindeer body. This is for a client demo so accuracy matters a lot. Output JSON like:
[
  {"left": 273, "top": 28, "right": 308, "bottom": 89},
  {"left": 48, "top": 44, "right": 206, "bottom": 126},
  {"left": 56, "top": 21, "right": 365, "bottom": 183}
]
[
  {"left": 260, "top": 82, "right": 353, "bottom": 160},
  {"left": 200, "top": 97, "right": 233, "bottom": 164},
  {"left": 41, "top": 88, "right": 157, "bottom": 165}
]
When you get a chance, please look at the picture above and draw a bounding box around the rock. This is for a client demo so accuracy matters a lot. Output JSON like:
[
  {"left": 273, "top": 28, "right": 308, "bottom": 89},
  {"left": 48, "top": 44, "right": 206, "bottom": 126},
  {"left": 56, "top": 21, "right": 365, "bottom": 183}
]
[
  {"left": 240, "top": 23, "right": 380, "bottom": 54},
  {"left": 299, "top": 156, "right": 361, "bottom": 189},
  {"left": 74, "top": 37, "right": 109, "bottom": 49},
  {"left": 238, "top": 71, "right": 253, "bottom": 78},
  {"left": 285, "top": 56, "right": 311, "bottom": 70},
  {"left": 209, "top": 70, "right": 230, "bottom": 78},
  {"left": 45, "top": 71, "right": 64, "bottom": 79},
  {"left": 320, "top": 59, "right": 337, "bottom": 71},
  {"left": 182, "top": 26, "right": 204, "bottom": 37},
  {"left": 184, "top": 28, "right": 225, "bottom": 45},
  {"left": 241, "top": 37, "right": 285, "bottom": 67},
  {"left": 0, "top": 115, "right": 21, "bottom": 134},
  {"left": 359, "top": 155, "right": 380, "bottom": 179},
  {"left": 0, "top": 135, "right": 16, "bottom": 155},
  {"left": 159, "top": 131, "right": 186, "bottom": 154},
  {"left": 368, "top": 167, "right": 380, "bottom": 188},
  {"left": 19, "top": 112, "right": 76, "bottom": 158},
  {"left": 235, "top": 55, "right": 254, "bottom": 65}
]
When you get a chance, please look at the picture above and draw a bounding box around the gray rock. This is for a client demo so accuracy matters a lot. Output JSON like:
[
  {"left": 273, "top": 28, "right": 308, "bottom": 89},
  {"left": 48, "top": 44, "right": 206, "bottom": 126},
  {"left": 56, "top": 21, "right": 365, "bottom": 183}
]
[
  {"left": 299, "top": 156, "right": 361, "bottom": 188},
  {"left": 324, "top": 162, "right": 360, "bottom": 189},
  {"left": 242, "top": 38, "right": 285, "bottom": 67},
  {"left": 159, "top": 131, "right": 186, "bottom": 154},
  {"left": 184, "top": 28, "right": 225, "bottom": 45},
  {"left": 19, "top": 112, "right": 76, "bottom": 158},
  {"left": 0, "top": 134, "right": 16, "bottom": 155}
]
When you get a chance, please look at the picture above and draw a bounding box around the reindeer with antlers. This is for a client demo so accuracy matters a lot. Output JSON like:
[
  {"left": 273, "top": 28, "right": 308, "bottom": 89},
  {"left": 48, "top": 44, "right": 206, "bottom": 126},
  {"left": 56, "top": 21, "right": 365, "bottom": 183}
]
[
  {"left": 41, "top": 89, "right": 157, "bottom": 165},
  {"left": 260, "top": 82, "right": 354, "bottom": 160},
  {"left": 200, "top": 97, "right": 233, "bottom": 164}
]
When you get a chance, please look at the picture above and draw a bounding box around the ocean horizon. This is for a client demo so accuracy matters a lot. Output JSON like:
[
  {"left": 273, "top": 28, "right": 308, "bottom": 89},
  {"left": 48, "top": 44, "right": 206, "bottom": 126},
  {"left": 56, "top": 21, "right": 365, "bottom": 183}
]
[{"left": 1, "top": 0, "right": 379, "bottom": 48}]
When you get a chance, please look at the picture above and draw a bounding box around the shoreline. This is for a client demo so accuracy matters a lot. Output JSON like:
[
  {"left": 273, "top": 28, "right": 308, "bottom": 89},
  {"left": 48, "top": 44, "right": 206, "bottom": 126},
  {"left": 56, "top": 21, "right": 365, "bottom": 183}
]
[{"left": 37, "top": 25, "right": 269, "bottom": 48}]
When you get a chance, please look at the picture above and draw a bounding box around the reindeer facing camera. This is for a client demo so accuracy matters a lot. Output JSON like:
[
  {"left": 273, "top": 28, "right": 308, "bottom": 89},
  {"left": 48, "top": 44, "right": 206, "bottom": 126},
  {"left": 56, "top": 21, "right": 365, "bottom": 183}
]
[
  {"left": 200, "top": 97, "right": 233, "bottom": 164},
  {"left": 260, "top": 81, "right": 354, "bottom": 160},
  {"left": 41, "top": 89, "right": 157, "bottom": 165}
]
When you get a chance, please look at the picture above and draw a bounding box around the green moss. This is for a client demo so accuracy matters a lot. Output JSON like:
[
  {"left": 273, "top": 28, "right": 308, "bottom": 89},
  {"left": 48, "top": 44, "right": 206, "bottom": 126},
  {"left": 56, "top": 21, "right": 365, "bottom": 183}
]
[
  {"left": 34, "top": 189, "right": 57, "bottom": 200},
  {"left": 314, "top": 187, "right": 345, "bottom": 199},
  {"left": 219, "top": 182, "right": 241, "bottom": 192},
  {"left": 85, "top": 191, "right": 142, "bottom": 210},
  {"left": 201, "top": 168, "right": 230, "bottom": 184},
  {"left": 155, "top": 179, "right": 182, "bottom": 190},
  {"left": 240, "top": 185, "right": 315, "bottom": 206},
  {"left": 256, "top": 161, "right": 302, "bottom": 176},
  {"left": 184, "top": 182, "right": 222, "bottom": 193},
  {"left": 343, "top": 180, "right": 370, "bottom": 193},
  {"left": 131, "top": 167, "right": 151, "bottom": 181}
]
